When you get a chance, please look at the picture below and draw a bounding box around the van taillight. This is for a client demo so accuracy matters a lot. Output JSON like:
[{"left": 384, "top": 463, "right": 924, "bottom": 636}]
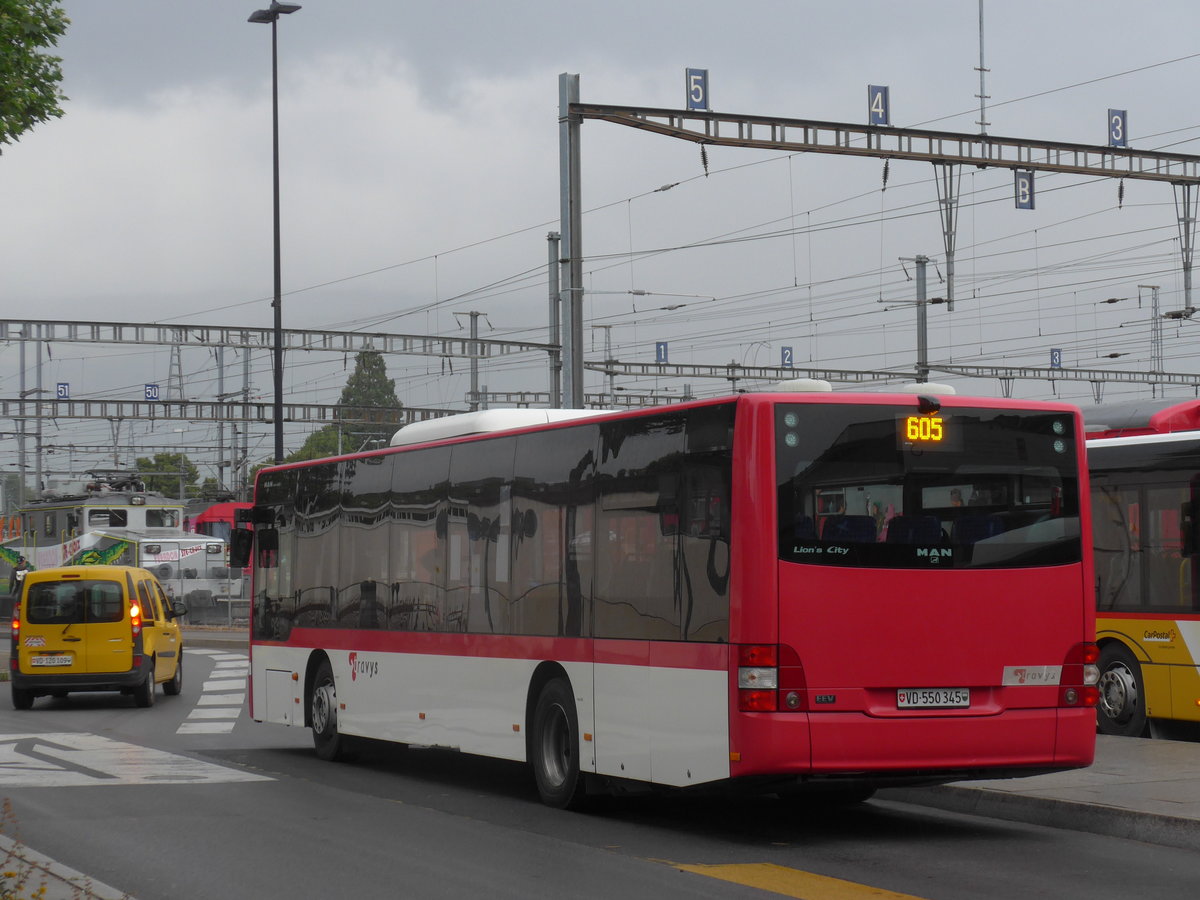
[
  {"left": 738, "top": 644, "right": 779, "bottom": 711},
  {"left": 10, "top": 604, "right": 19, "bottom": 634},
  {"left": 130, "top": 602, "right": 142, "bottom": 636},
  {"left": 1060, "top": 642, "right": 1100, "bottom": 707}
]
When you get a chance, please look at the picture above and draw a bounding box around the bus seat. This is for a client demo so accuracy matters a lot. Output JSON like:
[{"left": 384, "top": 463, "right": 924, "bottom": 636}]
[
  {"left": 885, "top": 515, "right": 943, "bottom": 544},
  {"left": 822, "top": 515, "right": 877, "bottom": 543},
  {"left": 793, "top": 515, "right": 817, "bottom": 541},
  {"left": 955, "top": 514, "right": 1004, "bottom": 544}
]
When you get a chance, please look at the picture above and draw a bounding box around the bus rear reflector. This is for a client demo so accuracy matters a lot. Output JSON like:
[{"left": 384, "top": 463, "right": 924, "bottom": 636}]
[{"left": 1060, "top": 642, "right": 1100, "bottom": 708}]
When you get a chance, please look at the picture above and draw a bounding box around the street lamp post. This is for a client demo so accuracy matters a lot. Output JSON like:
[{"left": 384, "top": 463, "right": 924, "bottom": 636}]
[{"left": 248, "top": 1, "right": 301, "bottom": 464}]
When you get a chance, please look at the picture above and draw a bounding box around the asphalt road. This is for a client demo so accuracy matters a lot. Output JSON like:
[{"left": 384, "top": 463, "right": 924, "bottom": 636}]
[{"left": 0, "top": 649, "right": 1196, "bottom": 900}]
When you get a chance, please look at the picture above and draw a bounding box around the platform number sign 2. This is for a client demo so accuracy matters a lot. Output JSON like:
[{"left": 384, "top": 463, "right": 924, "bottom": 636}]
[
  {"left": 868, "top": 85, "right": 890, "bottom": 126},
  {"left": 686, "top": 68, "right": 709, "bottom": 111},
  {"left": 781, "top": 346, "right": 794, "bottom": 369},
  {"left": 1108, "top": 109, "right": 1128, "bottom": 148}
]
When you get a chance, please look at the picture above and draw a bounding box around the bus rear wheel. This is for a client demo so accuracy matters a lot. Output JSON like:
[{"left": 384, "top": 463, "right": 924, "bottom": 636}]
[
  {"left": 530, "top": 677, "right": 587, "bottom": 809},
  {"left": 311, "top": 659, "right": 351, "bottom": 761},
  {"left": 1097, "top": 643, "right": 1147, "bottom": 737}
]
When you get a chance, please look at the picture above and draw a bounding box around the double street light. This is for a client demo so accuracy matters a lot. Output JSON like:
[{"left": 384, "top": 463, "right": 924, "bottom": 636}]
[{"left": 248, "top": 1, "right": 301, "bottom": 464}]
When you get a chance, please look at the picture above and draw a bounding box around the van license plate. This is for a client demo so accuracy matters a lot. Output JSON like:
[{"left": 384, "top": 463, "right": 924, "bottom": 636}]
[
  {"left": 897, "top": 688, "right": 970, "bottom": 709},
  {"left": 30, "top": 655, "right": 72, "bottom": 667}
]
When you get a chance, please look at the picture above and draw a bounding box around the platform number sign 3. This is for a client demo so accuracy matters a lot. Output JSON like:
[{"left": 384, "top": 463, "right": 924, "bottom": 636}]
[
  {"left": 686, "top": 68, "right": 709, "bottom": 111},
  {"left": 1108, "top": 109, "right": 1128, "bottom": 148}
]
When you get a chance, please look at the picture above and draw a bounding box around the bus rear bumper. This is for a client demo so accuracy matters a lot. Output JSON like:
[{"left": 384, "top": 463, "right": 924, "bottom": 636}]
[{"left": 731, "top": 707, "right": 1096, "bottom": 780}]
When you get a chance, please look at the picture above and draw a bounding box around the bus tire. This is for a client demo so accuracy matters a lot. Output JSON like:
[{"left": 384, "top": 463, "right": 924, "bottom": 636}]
[
  {"left": 11, "top": 686, "right": 33, "bottom": 711},
  {"left": 1097, "top": 643, "right": 1147, "bottom": 737},
  {"left": 163, "top": 652, "right": 183, "bottom": 696},
  {"left": 530, "top": 677, "right": 587, "bottom": 809},
  {"left": 134, "top": 661, "right": 156, "bottom": 708},
  {"left": 311, "top": 659, "right": 350, "bottom": 761}
]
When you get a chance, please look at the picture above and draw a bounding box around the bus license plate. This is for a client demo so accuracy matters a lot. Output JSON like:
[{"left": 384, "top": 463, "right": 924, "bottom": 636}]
[
  {"left": 30, "top": 655, "right": 72, "bottom": 667},
  {"left": 897, "top": 688, "right": 970, "bottom": 709}
]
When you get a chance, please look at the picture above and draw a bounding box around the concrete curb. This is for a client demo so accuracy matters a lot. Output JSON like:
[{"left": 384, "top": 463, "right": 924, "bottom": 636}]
[
  {"left": 880, "top": 784, "right": 1200, "bottom": 852},
  {"left": 0, "top": 833, "right": 133, "bottom": 900}
]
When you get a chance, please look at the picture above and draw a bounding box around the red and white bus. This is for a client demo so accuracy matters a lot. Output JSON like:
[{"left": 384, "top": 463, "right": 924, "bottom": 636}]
[
  {"left": 185, "top": 500, "right": 252, "bottom": 543},
  {"left": 1086, "top": 398, "right": 1200, "bottom": 737},
  {"left": 236, "top": 392, "right": 1098, "bottom": 807}
]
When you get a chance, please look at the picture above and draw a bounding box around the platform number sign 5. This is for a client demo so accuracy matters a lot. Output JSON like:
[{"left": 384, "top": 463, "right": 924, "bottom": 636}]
[
  {"left": 868, "top": 85, "right": 890, "bottom": 126},
  {"left": 686, "top": 68, "right": 709, "bottom": 111},
  {"left": 145, "top": 383, "right": 160, "bottom": 401},
  {"left": 1108, "top": 109, "right": 1128, "bottom": 148}
]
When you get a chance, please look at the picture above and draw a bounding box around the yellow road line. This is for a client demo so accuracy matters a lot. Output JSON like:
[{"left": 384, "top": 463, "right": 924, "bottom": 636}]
[{"left": 665, "top": 862, "right": 929, "bottom": 900}]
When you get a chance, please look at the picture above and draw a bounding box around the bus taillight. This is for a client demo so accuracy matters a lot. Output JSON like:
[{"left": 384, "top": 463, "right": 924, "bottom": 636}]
[
  {"left": 738, "top": 644, "right": 779, "bottom": 711},
  {"left": 1060, "top": 642, "right": 1100, "bottom": 707}
]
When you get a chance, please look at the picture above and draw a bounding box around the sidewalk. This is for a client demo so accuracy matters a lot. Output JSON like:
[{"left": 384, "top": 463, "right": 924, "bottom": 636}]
[{"left": 881, "top": 734, "right": 1200, "bottom": 851}]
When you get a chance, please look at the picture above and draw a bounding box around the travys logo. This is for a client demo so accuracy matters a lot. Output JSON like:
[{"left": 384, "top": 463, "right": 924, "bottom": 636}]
[{"left": 348, "top": 652, "right": 379, "bottom": 681}]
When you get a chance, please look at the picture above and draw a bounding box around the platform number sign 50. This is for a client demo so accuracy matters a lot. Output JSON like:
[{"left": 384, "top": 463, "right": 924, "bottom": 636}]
[
  {"left": 1108, "top": 109, "right": 1128, "bottom": 148},
  {"left": 145, "top": 383, "right": 160, "bottom": 401},
  {"left": 686, "top": 68, "right": 709, "bottom": 111}
]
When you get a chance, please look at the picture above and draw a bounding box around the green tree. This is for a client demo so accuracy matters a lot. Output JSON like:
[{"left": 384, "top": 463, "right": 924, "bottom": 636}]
[
  {"left": 135, "top": 452, "right": 199, "bottom": 499},
  {"left": 285, "top": 351, "right": 403, "bottom": 463},
  {"left": 0, "top": 0, "right": 69, "bottom": 151}
]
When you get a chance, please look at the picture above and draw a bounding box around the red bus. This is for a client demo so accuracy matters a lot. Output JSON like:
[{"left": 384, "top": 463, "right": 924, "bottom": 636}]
[
  {"left": 235, "top": 392, "right": 1097, "bottom": 807},
  {"left": 1085, "top": 398, "right": 1200, "bottom": 737}
]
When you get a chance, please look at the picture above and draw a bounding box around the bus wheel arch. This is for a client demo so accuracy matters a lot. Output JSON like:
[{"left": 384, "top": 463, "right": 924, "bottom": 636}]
[
  {"left": 1096, "top": 640, "right": 1148, "bottom": 737},
  {"left": 527, "top": 665, "right": 588, "bottom": 809},
  {"left": 307, "top": 653, "right": 354, "bottom": 761}
]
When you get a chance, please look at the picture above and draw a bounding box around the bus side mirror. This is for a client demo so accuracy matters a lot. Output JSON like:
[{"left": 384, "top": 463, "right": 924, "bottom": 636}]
[{"left": 229, "top": 528, "right": 255, "bottom": 569}]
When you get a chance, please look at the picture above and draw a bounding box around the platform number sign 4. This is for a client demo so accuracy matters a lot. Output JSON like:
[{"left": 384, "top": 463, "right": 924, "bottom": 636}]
[
  {"left": 145, "top": 383, "right": 160, "bottom": 401},
  {"left": 868, "top": 85, "right": 890, "bottom": 126},
  {"left": 1108, "top": 109, "right": 1128, "bottom": 148},
  {"left": 686, "top": 68, "right": 709, "bottom": 111}
]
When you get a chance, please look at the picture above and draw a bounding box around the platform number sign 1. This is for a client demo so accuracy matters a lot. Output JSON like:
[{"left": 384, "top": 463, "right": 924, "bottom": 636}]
[
  {"left": 781, "top": 346, "right": 794, "bottom": 369},
  {"left": 1015, "top": 171, "right": 1035, "bottom": 210},
  {"left": 868, "top": 85, "right": 890, "bottom": 126},
  {"left": 145, "top": 383, "right": 160, "bottom": 401},
  {"left": 686, "top": 68, "right": 709, "bottom": 111},
  {"left": 56, "top": 383, "right": 69, "bottom": 400},
  {"left": 1050, "top": 348, "right": 1063, "bottom": 369},
  {"left": 1108, "top": 109, "right": 1128, "bottom": 148},
  {"left": 655, "top": 341, "right": 669, "bottom": 364}
]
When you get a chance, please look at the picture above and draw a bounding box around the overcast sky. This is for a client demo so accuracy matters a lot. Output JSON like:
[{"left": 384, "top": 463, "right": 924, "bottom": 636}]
[{"left": 3, "top": 0, "right": 1200, "bottom": 486}]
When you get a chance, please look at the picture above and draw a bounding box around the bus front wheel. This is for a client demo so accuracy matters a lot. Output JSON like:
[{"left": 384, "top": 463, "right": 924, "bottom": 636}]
[
  {"left": 1097, "top": 643, "right": 1148, "bottom": 737},
  {"left": 530, "top": 678, "right": 587, "bottom": 809}
]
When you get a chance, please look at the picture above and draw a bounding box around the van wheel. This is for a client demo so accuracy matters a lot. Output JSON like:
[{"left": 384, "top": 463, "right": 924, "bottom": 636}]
[
  {"left": 11, "top": 686, "right": 34, "bottom": 711},
  {"left": 163, "top": 653, "right": 183, "bottom": 696},
  {"left": 311, "top": 659, "right": 350, "bottom": 761},
  {"left": 134, "top": 660, "right": 156, "bottom": 708},
  {"left": 1097, "top": 643, "right": 1147, "bottom": 737},
  {"left": 530, "top": 677, "right": 587, "bottom": 809}
]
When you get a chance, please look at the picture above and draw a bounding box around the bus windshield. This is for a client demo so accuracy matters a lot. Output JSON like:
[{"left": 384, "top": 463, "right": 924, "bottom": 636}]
[{"left": 776, "top": 403, "right": 1081, "bottom": 568}]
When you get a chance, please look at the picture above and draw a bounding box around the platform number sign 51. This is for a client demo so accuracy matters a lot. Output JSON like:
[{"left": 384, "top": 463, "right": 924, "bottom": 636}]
[
  {"left": 56, "top": 383, "right": 69, "bottom": 400},
  {"left": 1108, "top": 109, "right": 1128, "bottom": 148},
  {"left": 686, "top": 68, "right": 709, "bottom": 111}
]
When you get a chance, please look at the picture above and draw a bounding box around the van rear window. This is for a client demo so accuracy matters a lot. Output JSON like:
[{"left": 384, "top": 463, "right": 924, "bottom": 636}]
[{"left": 25, "top": 580, "right": 125, "bottom": 624}]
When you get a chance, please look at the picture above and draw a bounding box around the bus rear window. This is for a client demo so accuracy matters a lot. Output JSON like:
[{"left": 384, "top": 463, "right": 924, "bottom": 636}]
[{"left": 776, "top": 404, "right": 1081, "bottom": 568}]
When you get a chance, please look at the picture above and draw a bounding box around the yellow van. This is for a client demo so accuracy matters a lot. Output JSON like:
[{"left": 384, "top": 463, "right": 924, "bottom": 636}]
[{"left": 9, "top": 565, "right": 187, "bottom": 709}]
